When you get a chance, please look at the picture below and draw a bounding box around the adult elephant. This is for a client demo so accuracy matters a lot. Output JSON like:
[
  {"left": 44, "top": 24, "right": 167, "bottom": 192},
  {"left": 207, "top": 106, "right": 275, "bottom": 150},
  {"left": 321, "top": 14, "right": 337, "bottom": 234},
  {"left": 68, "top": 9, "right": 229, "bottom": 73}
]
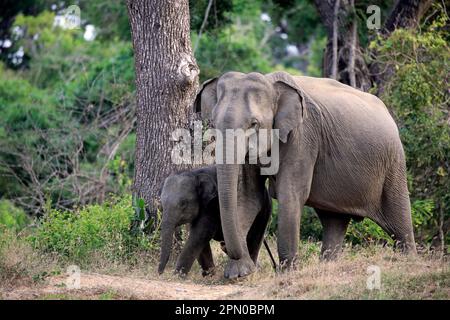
[{"left": 194, "top": 71, "right": 416, "bottom": 279}]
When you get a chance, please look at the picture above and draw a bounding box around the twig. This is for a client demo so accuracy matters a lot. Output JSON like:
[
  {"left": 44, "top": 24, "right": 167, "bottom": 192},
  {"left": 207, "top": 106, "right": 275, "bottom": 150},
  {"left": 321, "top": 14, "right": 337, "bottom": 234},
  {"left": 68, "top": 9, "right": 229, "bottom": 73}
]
[{"left": 194, "top": 0, "right": 214, "bottom": 53}]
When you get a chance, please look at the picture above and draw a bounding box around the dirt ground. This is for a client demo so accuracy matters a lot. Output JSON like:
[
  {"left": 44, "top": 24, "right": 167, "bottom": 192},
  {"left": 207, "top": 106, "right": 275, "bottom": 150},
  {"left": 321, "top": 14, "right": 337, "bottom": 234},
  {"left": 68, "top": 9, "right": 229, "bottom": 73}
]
[
  {"left": 1, "top": 273, "right": 248, "bottom": 300},
  {"left": 2, "top": 255, "right": 449, "bottom": 300}
]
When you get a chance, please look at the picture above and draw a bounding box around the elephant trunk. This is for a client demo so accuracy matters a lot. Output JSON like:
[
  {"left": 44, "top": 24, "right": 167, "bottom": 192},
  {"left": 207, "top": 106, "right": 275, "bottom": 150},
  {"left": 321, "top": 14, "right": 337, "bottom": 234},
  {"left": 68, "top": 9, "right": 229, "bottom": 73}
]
[
  {"left": 158, "top": 219, "right": 176, "bottom": 275},
  {"left": 217, "top": 162, "right": 244, "bottom": 260}
]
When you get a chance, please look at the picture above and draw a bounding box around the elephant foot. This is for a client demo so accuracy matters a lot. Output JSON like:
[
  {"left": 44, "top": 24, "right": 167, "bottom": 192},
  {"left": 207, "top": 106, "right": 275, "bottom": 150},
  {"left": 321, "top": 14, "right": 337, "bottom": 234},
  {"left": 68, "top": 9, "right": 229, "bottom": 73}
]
[
  {"left": 224, "top": 256, "right": 255, "bottom": 279},
  {"left": 395, "top": 240, "right": 417, "bottom": 255},
  {"left": 174, "top": 266, "right": 189, "bottom": 278},
  {"left": 320, "top": 247, "right": 342, "bottom": 261},
  {"left": 201, "top": 267, "right": 216, "bottom": 277},
  {"left": 278, "top": 256, "right": 297, "bottom": 273}
]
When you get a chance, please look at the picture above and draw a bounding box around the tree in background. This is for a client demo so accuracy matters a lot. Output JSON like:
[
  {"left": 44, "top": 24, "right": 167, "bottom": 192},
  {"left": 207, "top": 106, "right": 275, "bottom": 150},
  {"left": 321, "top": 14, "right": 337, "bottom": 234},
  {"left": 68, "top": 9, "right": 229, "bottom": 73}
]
[
  {"left": 126, "top": 0, "right": 199, "bottom": 227},
  {"left": 312, "top": 0, "right": 433, "bottom": 91}
]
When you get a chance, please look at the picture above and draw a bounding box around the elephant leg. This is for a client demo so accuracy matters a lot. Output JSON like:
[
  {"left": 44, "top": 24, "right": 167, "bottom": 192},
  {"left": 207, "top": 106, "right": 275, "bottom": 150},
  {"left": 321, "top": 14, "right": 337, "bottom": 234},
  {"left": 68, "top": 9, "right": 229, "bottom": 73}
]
[
  {"left": 316, "top": 209, "right": 351, "bottom": 261},
  {"left": 276, "top": 169, "right": 314, "bottom": 269},
  {"left": 197, "top": 244, "right": 216, "bottom": 276},
  {"left": 373, "top": 167, "right": 416, "bottom": 254},
  {"left": 175, "top": 215, "right": 217, "bottom": 276},
  {"left": 223, "top": 167, "right": 268, "bottom": 279},
  {"left": 223, "top": 208, "right": 259, "bottom": 279},
  {"left": 277, "top": 190, "right": 302, "bottom": 270},
  {"left": 275, "top": 145, "right": 315, "bottom": 271},
  {"left": 246, "top": 205, "right": 271, "bottom": 264}
]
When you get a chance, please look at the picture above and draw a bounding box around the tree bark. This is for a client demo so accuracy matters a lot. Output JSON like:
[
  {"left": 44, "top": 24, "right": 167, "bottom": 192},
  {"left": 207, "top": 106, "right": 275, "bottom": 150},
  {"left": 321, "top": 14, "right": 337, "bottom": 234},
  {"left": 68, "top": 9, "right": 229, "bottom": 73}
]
[
  {"left": 347, "top": 0, "right": 357, "bottom": 88},
  {"left": 127, "top": 0, "right": 199, "bottom": 226},
  {"left": 314, "top": 0, "right": 371, "bottom": 90},
  {"left": 330, "top": 0, "right": 340, "bottom": 80},
  {"left": 383, "top": 0, "right": 433, "bottom": 34}
]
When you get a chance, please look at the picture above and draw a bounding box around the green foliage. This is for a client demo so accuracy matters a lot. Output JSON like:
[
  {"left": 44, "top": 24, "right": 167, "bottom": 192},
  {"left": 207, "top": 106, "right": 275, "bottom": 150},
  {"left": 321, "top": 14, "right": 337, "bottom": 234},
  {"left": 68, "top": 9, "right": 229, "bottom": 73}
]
[
  {"left": 131, "top": 195, "right": 146, "bottom": 234},
  {"left": 268, "top": 0, "right": 323, "bottom": 44},
  {"left": 411, "top": 199, "right": 435, "bottom": 242},
  {"left": 347, "top": 219, "right": 393, "bottom": 245},
  {"left": 306, "top": 36, "right": 326, "bottom": 77},
  {"left": 78, "top": 0, "right": 131, "bottom": 40},
  {"left": 190, "top": 0, "right": 233, "bottom": 32},
  {"left": 0, "top": 200, "right": 30, "bottom": 232},
  {"left": 193, "top": 4, "right": 272, "bottom": 81},
  {"left": 29, "top": 195, "right": 153, "bottom": 263},
  {"left": 299, "top": 206, "right": 323, "bottom": 241},
  {"left": 1, "top": 12, "right": 136, "bottom": 211},
  {"left": 0, "top": 65, "right": 60, "bottom": 133},
  {"left": 193, "top": 0, "right": 304, "bottom": 81},
  {"left": 372, "top": 6, "right": 450, "bottom": 244}
]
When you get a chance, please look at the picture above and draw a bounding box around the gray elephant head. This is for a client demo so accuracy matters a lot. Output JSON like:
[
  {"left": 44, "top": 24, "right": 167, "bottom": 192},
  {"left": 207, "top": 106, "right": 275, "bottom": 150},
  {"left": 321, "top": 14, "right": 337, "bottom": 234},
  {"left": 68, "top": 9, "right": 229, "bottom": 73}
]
[
  {"left": 193, "top": 71, "right": 306, "bottom": 263},
  {"left": 158, "top": 171, "right": 217, "bottom": 274}
]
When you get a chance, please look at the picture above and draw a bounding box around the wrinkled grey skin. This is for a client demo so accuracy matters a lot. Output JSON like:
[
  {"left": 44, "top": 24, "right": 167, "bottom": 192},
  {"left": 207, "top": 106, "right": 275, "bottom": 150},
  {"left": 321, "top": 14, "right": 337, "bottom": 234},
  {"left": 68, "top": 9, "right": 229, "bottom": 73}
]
[
  {"left": 194, "top": 71, "right": 417, "bottom": 279},
  {"left": 158, "top": 165, "right": 271, "bottom": 277}
]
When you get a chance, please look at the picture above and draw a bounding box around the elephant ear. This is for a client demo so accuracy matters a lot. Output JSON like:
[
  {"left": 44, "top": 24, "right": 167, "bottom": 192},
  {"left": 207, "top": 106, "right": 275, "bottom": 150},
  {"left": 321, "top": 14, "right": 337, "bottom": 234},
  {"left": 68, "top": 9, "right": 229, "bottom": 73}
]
[
  {"left": 266, "top": 71, "right": 308, "bottom": 143},
  {"left": 194, "top": 77, "right": 218, "bottom": 120},
  {"left": 196, "top": 173, "right": 218, "bottom": 207}
]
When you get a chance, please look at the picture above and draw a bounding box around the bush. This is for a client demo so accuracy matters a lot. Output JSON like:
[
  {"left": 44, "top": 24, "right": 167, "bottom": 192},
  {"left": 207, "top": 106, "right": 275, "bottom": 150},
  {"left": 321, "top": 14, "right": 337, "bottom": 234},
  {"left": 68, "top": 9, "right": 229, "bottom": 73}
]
[
  {"left": 29, "top": 195, "right": 154, "bottom": 264},
  {"left": 0, "top": 200, "right": 30, "bottom": 232},
  {"left": 372, "top": 6, "right": 449, "bottom": 245},
  {"left": 1, "top": 12, "right": 136, "bottom": 213}
]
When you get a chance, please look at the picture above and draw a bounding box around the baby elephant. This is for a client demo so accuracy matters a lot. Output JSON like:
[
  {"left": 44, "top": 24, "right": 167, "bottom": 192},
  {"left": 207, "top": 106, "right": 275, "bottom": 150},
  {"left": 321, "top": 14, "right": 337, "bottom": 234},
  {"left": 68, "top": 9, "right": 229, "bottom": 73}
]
[{"left": 158, "top": 165, "right": 271, "bottom": 276}]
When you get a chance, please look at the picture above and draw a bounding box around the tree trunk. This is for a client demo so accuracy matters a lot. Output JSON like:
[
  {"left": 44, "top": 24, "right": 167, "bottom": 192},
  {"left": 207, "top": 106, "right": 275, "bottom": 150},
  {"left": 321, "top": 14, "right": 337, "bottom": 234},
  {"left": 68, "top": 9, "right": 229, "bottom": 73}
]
[
  {"left": 383, "top": 0, "right": 433, "bottom": 34},
  {"left": 314, "top": 0, "right": 433, "bottom": 92},
  {"left": 127, "top": 0, "right": 199, "bottom": 227},
  {"left": 330, "top": 0, "right": 340, "bottom": 80},
  {"left": 347, "top": 0, "right": 357, "bottom": 88},
  {"left": 314, "top": 0, "right": 371, "bottom": 91}
]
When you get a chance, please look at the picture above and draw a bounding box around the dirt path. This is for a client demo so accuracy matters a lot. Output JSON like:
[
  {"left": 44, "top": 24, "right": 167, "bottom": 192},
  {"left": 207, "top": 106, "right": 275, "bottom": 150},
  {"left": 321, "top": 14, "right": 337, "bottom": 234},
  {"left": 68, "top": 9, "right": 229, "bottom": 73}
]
[
  {"left": 1, "top": 273, "right": 251, "bottom": 300},
  {"left": 2, "top": 251, "right": 448, "bottom": 300}
]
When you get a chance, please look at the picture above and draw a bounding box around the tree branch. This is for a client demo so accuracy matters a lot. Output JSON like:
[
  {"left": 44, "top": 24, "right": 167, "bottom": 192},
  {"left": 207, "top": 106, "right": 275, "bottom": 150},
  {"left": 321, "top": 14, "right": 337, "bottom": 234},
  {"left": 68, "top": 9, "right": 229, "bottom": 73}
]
[{"left": 193, "top": 0, "right": 214, "bottom": 53}]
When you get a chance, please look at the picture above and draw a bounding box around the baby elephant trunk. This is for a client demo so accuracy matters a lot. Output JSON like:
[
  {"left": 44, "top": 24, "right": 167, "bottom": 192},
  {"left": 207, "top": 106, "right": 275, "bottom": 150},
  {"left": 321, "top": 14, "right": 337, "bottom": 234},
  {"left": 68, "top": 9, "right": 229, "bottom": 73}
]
[{"left": 158, "top": 221, "right": 176, "bottom": 275}]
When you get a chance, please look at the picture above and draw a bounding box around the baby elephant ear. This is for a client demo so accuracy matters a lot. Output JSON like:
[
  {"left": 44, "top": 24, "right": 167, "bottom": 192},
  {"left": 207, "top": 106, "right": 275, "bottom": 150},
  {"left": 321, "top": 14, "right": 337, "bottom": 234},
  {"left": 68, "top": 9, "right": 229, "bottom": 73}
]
[
  {"left": 193, "top": 77, "right": 218, "bottom": 120},
  {"left": 196, "top": 173, "right": 217, "bottom": 207}
]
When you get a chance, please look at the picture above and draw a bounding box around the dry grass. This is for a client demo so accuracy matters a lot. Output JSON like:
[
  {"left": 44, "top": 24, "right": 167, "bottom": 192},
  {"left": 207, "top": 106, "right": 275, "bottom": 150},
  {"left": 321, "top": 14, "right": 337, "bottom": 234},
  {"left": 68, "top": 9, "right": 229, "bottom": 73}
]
[
  {"left": 0, "top": 230, "right": 59, "bottom": 288},
  {"left": 236, "top": 241, "right": 449, "bottom": 299},
  {"left": 1, "top": 235, "right": 448, "bottom": 300}
]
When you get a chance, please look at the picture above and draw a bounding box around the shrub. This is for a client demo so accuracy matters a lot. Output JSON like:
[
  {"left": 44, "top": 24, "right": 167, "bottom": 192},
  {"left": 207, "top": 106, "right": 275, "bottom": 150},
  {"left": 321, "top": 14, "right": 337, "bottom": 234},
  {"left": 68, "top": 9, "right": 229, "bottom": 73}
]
[
  {"left": 29, "top": 195, "right": 154, "bottom": 264},
  {"left": 1, "top": 12, "right": 136, "bottom": 213},
  {"left": 372, "top": 6, "right": 449, "bottom": 245},
  {"left": 0, "top": 200, "right": 30, "bottom": 232}
]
